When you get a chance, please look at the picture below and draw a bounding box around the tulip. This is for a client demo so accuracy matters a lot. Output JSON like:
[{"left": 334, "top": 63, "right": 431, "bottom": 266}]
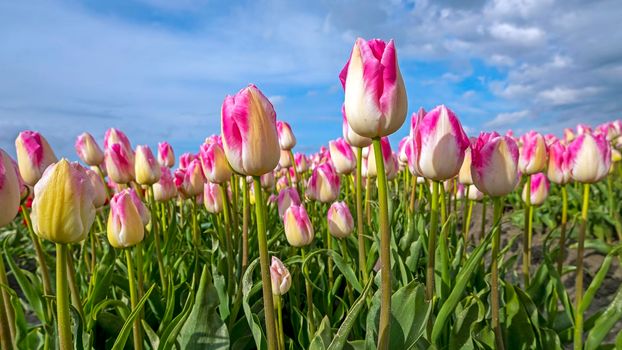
[
  {"left": 107, "top": 189, "right": 147, "bottom": 248},
  {"left": 158, "top": 142, "right": 175, "bottom": 168},
  {"left": 522, "top": 173, "right": 549, "bottom": 206},
  {"left": 470, "top": 132, "right": 520, "bottom": 197},
  {"left": 564, "top": 128, "right": 575, "bottom": 143},
  {"left": 342, "top": 106, "right": 372, "bottom": 148},
  {"left": 458, "top": 146, "right": 473, "bottom": 185},
  {"left": 279, "top": 150, "right": 292, "bottom": 168},
  {"left": 153, "top": 167, "right": 177, "bottom": 202},
  {"left": 327, "top": 201, "right": 354, "bottom": 239},
  {"left": 577, "top": 124, "right": 592, "bottom": 135},
  {"left": 135, "top": 145, "right": 161, "bottom": 185},
  {"left": 221, "top": 84, "right": 280, "bottom": 176},
  {"left": 15, "top": 130, "right": 58, "bottom": 186},
  {"left": 547, "top": 141, "right": 572, "bottom": 185},
  {"left": 261, "top": 171, "right": 276, "bottom": 190},
  {"left": 104, "top": 128, "right": 132, "bottom": 151},
  {"left": 199, "top": 142, "right": 232, "bottom": 184},
  {"left": 329, "top": 138, "right": 356, "bottom": 174},
  {"left": 294, "top": 153, "right": 309, "bottom": 173},
  {"left": 75, "top": 132, "right": 104, "bottom": 166},
  {"left": 306, "top": 162, "right": 340, "bottom": 203},
  {"left": 518, "top": 131, "right": 548, "bottom": 175},
  {"left": 203, "top": 182, "right": 224, "bottom": 214},
  {"left": 86, "top": 168, "right": 107, "bottom": 208},
  {"left": 31, "top": 159, "right": 95, "bottom": 244},
  {"left": 179, "top": 153, "right": 195, "bottom": 170},
  {"left": 0, "top": 149, "right": 21, "bottom": 227},
  {"left": 105, "top": 143, "right": 135, "bottom": 184},
  {"left": 467, "top": 184, "right": 484, "bottom": 201},
  {"left": 283, "top": 205, "right": 314, "bottom": 247},
  {"left": 180, "top": 159, "right": 205, "bottom": 197},
  {"left": 276, "top": 187, "right": 301, "bottom": 218},
  {"left": 276, "top": 121, "right": 297, "bottom": 150},
  {"left": 411, "top": 105, "right": 470, "bottom": 181},
  {"left": 544, "top": 133, "right": 559, "bottom": 146},
  {"left": 568, "top": 133, "right": 611, "bottom": 184},
  {"left": 270, "top": 256, "right": 292, "bottom": 295},
  {"left": 366, "top": 137, "right": 392, "bottom": 178},
  {"left": 340, "top": 38, "right": 408, "bottom": 138}
]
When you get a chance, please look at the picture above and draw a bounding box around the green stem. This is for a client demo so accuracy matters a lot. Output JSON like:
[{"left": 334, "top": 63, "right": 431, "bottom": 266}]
[
  {"left": 326, "top": 227, "right": 334, "bottom": 292},
  {"left": 0, "top": 254, "right": 14, "bottom": 350},
  {"left": 491, "top": 197, "right": 505, "bottom": 350},
  {"left": 372, "top": 138, "right": 391, "bottom": 350},
  {"left": 439, "top": 183, "right": 447, "bottom": 225},
  {"left": 557, "top": 185, "right": 568, "bottom": 275},
  {"left": 301, "top": 248, "right": 315, "bottom": 337},
  {"left": 365, "top": 176, "right": 372, "bottom": 227},
  {"left": 355, "top": 147, "right": 368, "bottom": 285},
  {"left": 148, "top": 187, "right": 167, "bottom": 293},
  {"left": 65, "top": 246, "right": 84, "bottom": 320},
  {"left": 523, "top": 175, "right": 532, "bottom": 287},
  {"left": 242, "top": 180, "right": 250, "bottom": 273},
  {"left": 20, "top": 206, "right": 53, "bottom": 303},
  {"left": 607, "top": 176, "right": 622, "bottom": 240},
  {"left": 289, "top": 151, "right": 301, "bottom": 196},
  {"left": 462, "top": 186, "right": 471, "bottom": 244},
  {"left": 135, "top": 242, "right": 144, "bottom": 305},
  {"left": 252, "top": 177, "right": 278, "bottom": 350},
  {"left": 192, "top": 197, "right": 199, "bottom": 248},
  {"left": 276, "top": 295, "right": 285, "bottom": 350},
  {"left": 426, "top": 181, "right": 439, "bottom": 300},
  {"left": 220, "top": 183, "right": 235, "bottom": 297},
  {"left": 56, "top": 244, "right": 72, "bottom": 350},
  {"left": 574, "top": 183, "right": 590, "bottom": 350},
  {"left": 125, "top": 249, "right": 143, "bottom": 350}
]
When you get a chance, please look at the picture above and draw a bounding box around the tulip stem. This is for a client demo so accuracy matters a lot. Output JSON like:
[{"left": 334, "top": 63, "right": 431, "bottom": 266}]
[
  {"left": 355, "top": 147, "right": 368, "bottom": 285},
  {"left": 252, "top": 177, "right": 278, "bottom": 350},
  {"left": 125, "top": 249, "right": 143, "bottom": 350},
  {"left": 326, "top": 227, "right": 334, "bottom": 293},
  {"left": 148, "top": 187, "right": 167, "bottom": 294},
  {"left": 372, "top": 138, "right": 392, "bottom": 350},
  {"left": 439, "top": 183, "right": 447, "bottom": 224},
  {"left": 220, "top": 183, "right": 235, "bottom": 297},
  {"left": 365, "top": 176, "right": 372, "bottom": 227},
  {"left": 242, "top": 180, "right": 249, "bottom": 273},
  {"left": 557, "top": 185, "right": 568, "bottom": 275},
  {"left": 275, "top": 295, "right": 285, "bottom": 350},
  {"left": 56, "top": 243, "right": 72, "bottom": 350},
  {"left": 65, "top": 247, "right": 84, "bottom": 320},
  {"left": 192, "top": 198, "right": 199, "bottom": 248},
  {"left": 409, "top": 175, "right": 417, "bottom": 214},
  {"left": 523, "top": 175, "right": 532, "bottom": 287},
  {"left": 462, "top": 186, "right": 471, "bottom": 245},
  {"left": 426, "top": 181, "right": 439, "bottom": 301},
  {"left": 289, "top": 151, "right": 301, "bottom": 195},
  {"left": 491, "top": 197, "right": 505, "bottom": 350},
  {"left": 480, "top": 197, "right": 487, "bottom": 242},
  {"left": 0, "top": 255, "right": 15, "bottom": 349},
  {"left": 300, "top": 248, "right": 315, "bottom": 337},
  {"left": 574, "top": 183, "right": 590, "bottom": 350}
]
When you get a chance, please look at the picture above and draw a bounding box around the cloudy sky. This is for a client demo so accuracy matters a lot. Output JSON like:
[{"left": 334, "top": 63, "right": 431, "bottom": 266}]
[{"left": 1, "top": 0, "right": 621, "bottom": 158}]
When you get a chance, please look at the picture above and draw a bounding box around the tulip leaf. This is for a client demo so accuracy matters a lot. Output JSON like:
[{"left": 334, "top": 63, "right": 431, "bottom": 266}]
[
  {"left": 242, "top": 258, "right": 267, "bottom": 350},
  {"left": 4, "top": 245, "right": 47, "bottom": 324},
  {"left": 585, "top": 283, "right": 622, "bottom": 350},
  {"left": 111, "top": 284, "right": 155, "bottom": 350},
  {"left": 309, "top": 316, "right": 332, "bottom": 350}
]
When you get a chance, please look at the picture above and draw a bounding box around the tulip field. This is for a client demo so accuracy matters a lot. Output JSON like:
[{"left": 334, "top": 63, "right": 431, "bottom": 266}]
[{"left": 2, "top": 38, "right": 622, "bottom": 350}]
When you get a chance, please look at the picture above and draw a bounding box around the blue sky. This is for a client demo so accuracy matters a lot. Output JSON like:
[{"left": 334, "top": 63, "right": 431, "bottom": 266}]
[{"left": 1, "top": 0, "right": 621, "bottom": 158}]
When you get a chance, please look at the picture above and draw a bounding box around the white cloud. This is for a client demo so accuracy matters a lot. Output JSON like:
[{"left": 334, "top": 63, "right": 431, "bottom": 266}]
[
  {"left": 269, "top": 95, "right": 286, "bottom": 105},
  {"left": 488, "top": 22, "right": 545, "bottom": 45},
  {"left": 538, "top": 86, "right": 601, "bottom": 106},
  {"left": 485, "top": 110, "right": 530, "bottom": 128}
]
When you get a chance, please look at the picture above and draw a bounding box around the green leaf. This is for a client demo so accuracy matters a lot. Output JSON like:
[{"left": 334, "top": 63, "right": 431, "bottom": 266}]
[
  {"left": 4, "top": 243, "right": 46, "bottom": 324},
  {"left": 580, "top": 253, "right": 614, "bottom": 314},
  {"left": 111, "top": 284, "right": 156, "bottom": 350},
  {"left": 158, "top": 282, "right": 195, "bottom": 350},
  {"left": 309, "top": 316, "right": 332, "bottom": 350},
  {"left": 449, "top": 296, "right": 485, "bottom": 350},
  {"left": 242, "top": 258, "right": 267, "bottom": 350},
  {"left": 142, "top": 320, "right": 160, "bottom": 349},
  {"left": 389, "top": 281, "right": 431, "bottom": 349},
  {"left": 585, "top": 284, "right": 622, "bottom": 350},
  {"left": 503, "top": 283, "right": 537, "bottom": 350}
]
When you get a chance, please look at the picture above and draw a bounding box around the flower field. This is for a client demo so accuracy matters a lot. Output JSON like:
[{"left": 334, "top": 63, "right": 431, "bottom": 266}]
[{"left": 1, "top": 38, "right": 622, "bottom": 350}]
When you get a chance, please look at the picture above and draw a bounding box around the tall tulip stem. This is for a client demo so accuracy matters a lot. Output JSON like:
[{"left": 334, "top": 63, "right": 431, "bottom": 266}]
[
  {"left": 125, "top": 248, "right": 143, "bottom": 350},
  {"left": 300, "top": 248, "right": 315, "bottom": 337},
  {"left": 557, "top": 185, "right": 568, "bottom": 275},
  {"left": 491, "top": 197, "right": 505, "bottom": 350},
  {"left": 148, "top": 187, "right": 166, "bottom": 293},
  {"left": 426, "top": 181, "right": 439, "bottom": 301},
  {"left": 220, "top": 183, "right": 235, "bottom": 296},
  {"left": 523, "top": 174, "right": 532, "bottom": 287},
  {"left": 355, "top": 147, "right": 367, "bottom": 285},
  {"left": 56, "top": 243, "right": 72, "bottom": 350},
  {"left": 252, "top": 177, "right": 278, "bottom": 350},
  {"left": 372, "top": 137, "right": 392, "bottom": 350},
  {"left": 275, "top": 294, "right": 285, "bottom": 350},
  {"left": 574, "top": 183, "right": 590, "bottom": 350},
  {"left": 242, "top": 180, "right": 249, "bottom": 273}
]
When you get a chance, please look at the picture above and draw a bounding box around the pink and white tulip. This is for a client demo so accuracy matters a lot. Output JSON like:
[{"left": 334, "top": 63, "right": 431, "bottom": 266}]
[
  {"left": 568, "top": 133, "right": 611, "bottom": 184},
  {"left": 518, "top": 131, "right": 548, "bottom": 175},
  {"left": 283, "top": 204, "right": 314, "bottom": 247},
  {"left": 15, "top": 130, "right": 58, "bottom": 186},
  {"left": 277, "top": 187, "right": 301, "bottom": 218},
  {"left": 470, "top": 132, "right": 520, "bottom": 197},
  {"left": 199, "top": 142, "right": 232, "bottom": 184},
  {"left": 547, "top": 141, "right": 572, "bottom": 185},
  {"left": 342, "top": 106, "right": 372, "bottom": 148},
  {"left": 306, "top": 162, "right": 340, "bottom": 203},
  {"left": 153, "top": 167, "right": 178, "bottom": 202},
  {"left": 85, "top": 168, "right": 107, "bottom": 208},
  {"left": 135, "top": 145, "right": 161, "bottom": 185},
  {"left": 366, "top": 137, "right": 393, "bottom": 178},
  {"left": 105, "top": 143, "right": 135, "bottom": 184},
  {"left": 0, "top": 149, "right": 21, "bottom": 226},
  {"left": 107, "top": 189, "right": 147, "bottom": 248},
  {"left": 522, "top": 173, "right": 549, "bottom": 206},
  {"left": 327, "top": 201, "right": 354, "bottom": 239},
  {"left": 329, "top": 138, "right": 356, "bottom": 175},
  {"left": 158, "top": 141, "right": 175, "bottom": 168},
  {"left": 75, "top": 132, "right": 104, "bottom": 166},
  {"left": 203, "top": 182, "right": 224, "bottom": 214},
  {"left": 276, "top": 121, "right": 297, "bottom": 150},
  {"left": 270, "top": 256, "right": 292, "bottom": 295}
]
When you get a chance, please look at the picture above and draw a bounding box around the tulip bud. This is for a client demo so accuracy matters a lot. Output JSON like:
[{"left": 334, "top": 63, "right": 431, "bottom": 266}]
[
  {"left": 15, "top": 130, "right": 58, "bottom": 186},
  {"left": 203, "top": 182, "right": 224, "bottom": 213},
  {"left": 522, "top": 173, "right": 549, "bottom": 206},
  {"left": 283, "top": 204, "right": 314, "bottom": 247},
  {"left": 179, "top": 153, "right": 195, "bottom": 170},
  {"left": 386, "top": 153, "right": 399, "bottom": 181},
  {"left": 180, "top": 159, "right": 206, "bottom": 197},
  {"left": 340, "top": 38, "right": 408, "bottom": 138},
  {"left": 547, "top": 141, "right": 571, "bottom": 185},
  {"left": 0, "top": 150, "right": 21, "bottom": 226},
  {"left": 279, "top": 150, "right": 292, "bottom": 168},
  {"left": 276, "top": 121, "right": 297, "bottom": 150},
  {"left": 158, "top": 141, "right": 175, "bottom": 168},
  {"left": 366, "top": 137, "right": 393, "bottom": 178},
  {"left": 568, "top": 133, "right": 611, "bottom": 184},
  {"left": 306, "top": 163, "right": 340, "bottom": 203},
  {"left": 135, "top": 145, "right": 161, "bottom": 185},
  {"left": 221, "top": 84, "right": 280, "bottom": 176},
  {"left": 294, "top": 153, "right": 309, "bottom": 173},
  {"left": 577, "top": 124, "right": 592, "bottom": 136},
  {"left": 128, "top": 188, "right": 150, "bottom": 226},
  {"left": 75, "top": 132, "right": 104, "bottom": 166},
  {"left": 270, "top": 256, "right": 292, "bottom": 295},
  {"left": 104, "top": 128, "right": 132, "bottom": 151},
  {"left": 544, "top": 133, "right": 559, "bottom": 147},
  {"left": 518, "top": 131, "right": 548, "bottom": 175},
  {"left": 199, "top": 142, "right": 232, "bottom": 184},
  {"left": 564, "top": 128, "right": 575, "bottom": 143},
  {"left": 467, "top": 184, "right": 484, "bottom": 201},
  {"left": 31, "top": 159, "right": 95, "bottom": 244},
  {"left": 470, "top": 132, "right": 520, "bottom": 197},
  {"left": 107, "top": 189, "right": 147, "bottom": 248},
  {"left": 329, "top": 138, "right": 356, "bottom": 175},
  {"left": 105, "top": 143, "right": 135, "bottom": 184},
  {"left": 153, "top": 166, "right": 178, "bottom": 202},
  {"left": 261, "top": 172, "right": 276, "bottom": 190},
  {"left": 342, "top": 106, "right": 372, "bottom": 148},
  {"left": 327, "top": 201, "right": 354, "bottom": 238},
  {"left": 458, "top": 146, "right": 473, "bottom": 185},
  {"left": 277, "top": 187, "right": 301, "bottom": 218},
  {"left": 411, "top": 105, "right": 470, "bottom": 181},
  {"left": 85, "top": 168, "right": 107, "bottom": 208}
]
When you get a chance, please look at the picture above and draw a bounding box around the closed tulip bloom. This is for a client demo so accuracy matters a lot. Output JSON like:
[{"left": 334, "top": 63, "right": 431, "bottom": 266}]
[
  {"left": 342, "top": 106, "right": 372, "bottom": 148},
  {"left": 199, "top": 142, "right": 232, "bottom": 184},
  {"left": 107, "top": 189, "right": 146, "bottom": 248},
  {"left": 158, "top": 141, "right": 175, "bottom": 168},
  {"left": 279, "top": 150, "right": 292, "bottom": 168},
  {"left": 412, "top": 105, "right": 470, "bottom": 181},
  {"left": 547, "top": 141, "right": 572, "bottom": 185},
  {"left": 470, "top": 132, "right": 520, "bottom": 197},
  {"left": 283, "top": 204, "right": 314, "bottom": 247},
  {"left": 15, "top": 130, "right": 58, "bottom": 186},
  {"left": 522, "top": 173, "right": 549, "bottom": 206},
  {"left": 294, "top": 153, "right": 309, "bottom": 173},
  {"left": 518, "top": 131, "right": 548, "bottom": 175},
  {"left": 260, "top": 171, "right": 275, "bottom": 190},
  {"left": 270, "top": 256, "right": 292, "bottom": 295},
  {"left": 577, "top": 124, "right": 592, "bottom": 135},
  {"left": 31, "top": 159, "right": 95, "bottom": 244},
  {"left": 277, "top": 121, "right": 297, "bottom": 150},
  {"left": 203, "top": 182, "right": 224, "bottom": 214},
  {"left": 327, "top": 201, "right": 354, "bottom": 238},
  {"left": 127, "top": 188, "right": 150, "bottom": 226},
  {"left": 153, "top": 167, "right": 177, "bottom": 202},
  {"left": 105, "top": 143, "right": 135, "bottom": 184},
  {"left": 544, "top": 133, "right": 559, "bottom": 147},
  {"left": 75, "top": 132, "right": 104, "bottom": 166},
  {"left": 329, "top": 138, "right": 356, "bottom": 174},
  {"left": 277, "top": 187, "right": 301, "bottom": 217},
  {"left": 104, "top": 128, "right": 132, "bottom": 151},
  {"left": 179, "top": 153, "right": 195, "bottom": 170},
  {"left": 0, "top": 150, "right": 21, "bottom": 226},
  {"left": 467, "top": 184, "right": 484, "bottom": 201},
  {"left": 135, "top": 145, "right": 161, "bottom": 185},
  {"left": 181, "top": 159, "right": 205, "bottom": 197},
  {"left": 366, "top": 137, "right": 392, "bottom": 178},
  {"left": 568, "top": 133, "right": 611, "bottom": 184},
  {"left": 564, "top": 128, "right": 575, "bottom": 143},
  {"left": 221, "top": 84, "right": 280, "bottom": 176},
  {"left": 307, "top": 162, "right": 340, "bottom": 203},
  {"left": 340, "top": 38, "right": 408, "bottom": 138},
  {"left": 458, "top": 146, "right": 473, "bottom": 185},
  {"left": 386, "top": 153, "right": 399, "bottom": 180},
  {"left": 85, "top": 168, "right": 107, "bottom": 208}
]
